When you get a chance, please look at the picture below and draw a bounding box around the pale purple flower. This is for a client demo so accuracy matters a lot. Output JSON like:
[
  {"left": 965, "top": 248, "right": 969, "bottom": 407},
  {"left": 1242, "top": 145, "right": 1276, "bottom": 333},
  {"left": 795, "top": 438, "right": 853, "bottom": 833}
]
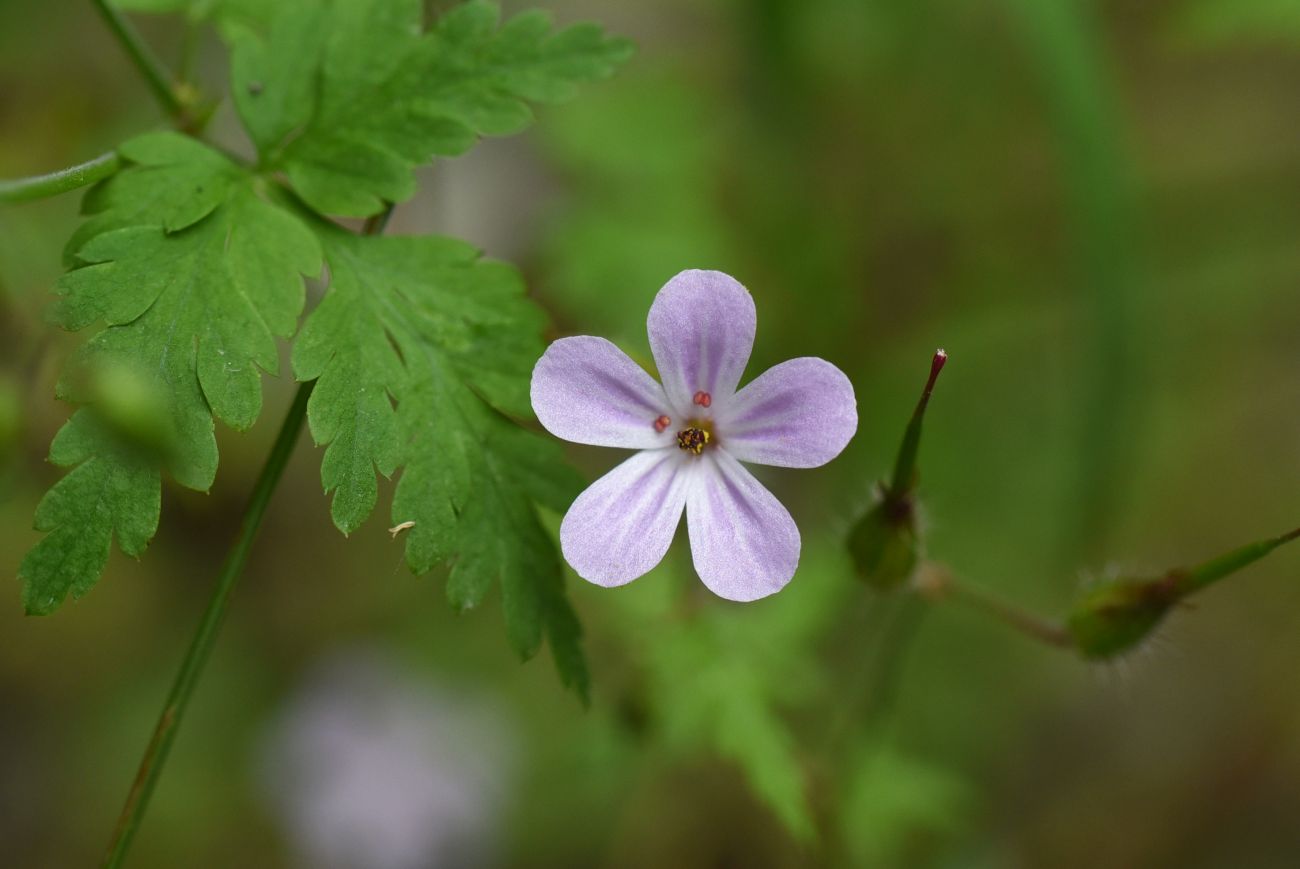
[
  {"left": 258, "top": 650, "right": 515, "bottom": 869},
  {"left": 531, "top": 270, "right": 858, "bottom": 601}
]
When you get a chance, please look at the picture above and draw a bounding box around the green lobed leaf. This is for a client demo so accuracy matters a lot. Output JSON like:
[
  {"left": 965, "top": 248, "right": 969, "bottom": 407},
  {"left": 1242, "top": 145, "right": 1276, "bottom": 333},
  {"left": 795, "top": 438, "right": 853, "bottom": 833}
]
[
  {"left": 64, "top": 132, "right": 239, "bottom": 261},
  {"left": 22, "top": 132, "right": 320, "bottom": 612},
  {"left": 19, "top": 411, "right": 161, "bottom": 615},
  {"left": 292, "top": 225, "right": 588, "bottom": 696},
  {"left": 231, "top": 0, "right": 634, "bottom": 216}
]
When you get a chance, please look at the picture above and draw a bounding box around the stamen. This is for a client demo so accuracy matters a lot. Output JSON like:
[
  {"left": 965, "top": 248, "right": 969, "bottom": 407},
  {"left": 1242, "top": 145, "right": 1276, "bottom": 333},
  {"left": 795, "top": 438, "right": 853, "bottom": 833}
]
[
  {"left": 653, "top": 414, "right": 671, "bottom": 433},
  {"left": 692, "top": 391, "right": 712, "bottom": 408},
  {"left": 676, "top": 427, "right": 711, "bottom": 455}
]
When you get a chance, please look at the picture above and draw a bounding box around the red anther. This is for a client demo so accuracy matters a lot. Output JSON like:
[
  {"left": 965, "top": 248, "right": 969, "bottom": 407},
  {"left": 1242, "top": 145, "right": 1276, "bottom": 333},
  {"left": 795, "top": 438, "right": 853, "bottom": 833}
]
[
  {"left": 692, "top": 391, "right": 712, "bottom": 408},
  {"left": 653, "top": 415, "right": 671, "bottom": 433}
]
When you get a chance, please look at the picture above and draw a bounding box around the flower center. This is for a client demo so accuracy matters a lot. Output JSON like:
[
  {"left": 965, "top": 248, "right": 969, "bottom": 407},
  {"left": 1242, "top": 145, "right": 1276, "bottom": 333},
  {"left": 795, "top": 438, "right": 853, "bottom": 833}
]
[{"left": 676, "top": 426, "right": 711, "bottom": 455}]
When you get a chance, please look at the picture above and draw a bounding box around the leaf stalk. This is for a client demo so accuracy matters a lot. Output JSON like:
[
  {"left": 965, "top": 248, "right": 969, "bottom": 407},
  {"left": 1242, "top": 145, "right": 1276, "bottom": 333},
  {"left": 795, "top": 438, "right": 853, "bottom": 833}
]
[
  {"left": 91, "top": 0, "right": 185, "bottom": 118},
  {"left": 0, "top": 152, "right": 122, "bottom": 204}
]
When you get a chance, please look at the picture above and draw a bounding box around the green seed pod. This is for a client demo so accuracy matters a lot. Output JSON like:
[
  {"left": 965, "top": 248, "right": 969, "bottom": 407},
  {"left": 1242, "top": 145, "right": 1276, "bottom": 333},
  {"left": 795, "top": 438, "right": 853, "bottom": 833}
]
[
  {"left": 1066, "top": 575, "right": 1178, "bottom": 659},
  {"left": 1068, "top": 528, "right": 1300, "bottom": 660},
  {"left": 847, "top": 350, "right": 946, "bottom": 593},
  {"left": 847, "top": 492, "right": 919, "bottom": 591}
]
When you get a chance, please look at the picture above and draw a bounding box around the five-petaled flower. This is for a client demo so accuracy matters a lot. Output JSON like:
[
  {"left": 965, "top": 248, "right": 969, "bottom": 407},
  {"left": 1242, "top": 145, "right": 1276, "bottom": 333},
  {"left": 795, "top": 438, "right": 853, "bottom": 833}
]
[{"left": 530, "top": 270, "right": 858, "bottom": 601}]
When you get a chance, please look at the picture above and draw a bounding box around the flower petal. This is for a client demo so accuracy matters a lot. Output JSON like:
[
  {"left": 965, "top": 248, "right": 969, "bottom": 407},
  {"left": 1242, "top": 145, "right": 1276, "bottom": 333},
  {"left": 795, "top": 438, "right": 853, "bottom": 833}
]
[
  {"left": 561, "top": 449, "right": 692, "bottom": 587},
  {"left": 686, "top": 450, "right": 799, "bottom": 601},
  {"left": 647, "top": 270, "right": 756, "bottom": 416},
  {"left": 531, "top": 336, "right": 675, "bottom": 449},
  {"left": 718, "top": 357, "right": 857, "bottom": 468}
]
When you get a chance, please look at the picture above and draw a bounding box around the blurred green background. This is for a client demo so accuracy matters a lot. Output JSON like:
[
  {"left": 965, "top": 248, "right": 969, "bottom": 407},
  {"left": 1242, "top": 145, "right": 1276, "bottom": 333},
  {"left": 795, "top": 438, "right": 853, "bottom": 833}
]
[{"left": 4, "top": 0, "right": 1300, "bottom": 866}]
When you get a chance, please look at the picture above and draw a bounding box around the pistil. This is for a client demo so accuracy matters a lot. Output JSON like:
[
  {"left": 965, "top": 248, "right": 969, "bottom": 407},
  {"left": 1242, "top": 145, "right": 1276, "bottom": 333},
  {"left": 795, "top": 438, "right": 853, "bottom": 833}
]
[{"left": 676, "top": 426, "right": 711, "bottom": 455}]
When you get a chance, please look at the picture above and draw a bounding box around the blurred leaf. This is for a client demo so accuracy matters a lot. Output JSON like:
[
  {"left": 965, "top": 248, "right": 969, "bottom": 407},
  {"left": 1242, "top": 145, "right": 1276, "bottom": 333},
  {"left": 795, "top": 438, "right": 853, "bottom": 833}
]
[
  {"left": 1007, "top": 0, "right": 1142, "bottom": 561},
  {"left": 839, "top": 745, "right": 969, "bottom": 866},
  {"left": 620, "top": 547, "right": 855, "bottom": 840},
  {"left": 293, "top": 223, "right": 589, "bottom": 697},
  {"left": 538, "top": 73, "right": 738, "bottom": 339},
  {"left": 230, "top": 0, "right": 634, "bottom": 216},
  {"left": 20, "top": 132, "right": 319, "bottom": 612},
  {"left": 75, "top": 360, "right": 180, "bottom": 463},
  {"left": 651, "top": 616, "right": 815, "bottom": 840},
  {"left": 1176, "top": 0, "right": 1300, "bottom": 44},
  {"left": 0, "top": 374, "right": 19, "bottom": 461}
]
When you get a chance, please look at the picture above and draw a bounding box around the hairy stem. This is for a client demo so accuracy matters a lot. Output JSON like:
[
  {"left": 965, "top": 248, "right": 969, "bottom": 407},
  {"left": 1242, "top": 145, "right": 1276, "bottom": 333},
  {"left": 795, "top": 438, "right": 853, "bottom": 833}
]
[
  {"left": 0, "top": 152, "right": 122, "bottom": 204},
  {"left": 91, "top": 0, "right": 184, "bottom": 117},
  {"left": 101, "top": 381, "right": 313, "bottom": 868},
  {"left": 916, "top": 564, "right": 1072, "bottom": 648}
]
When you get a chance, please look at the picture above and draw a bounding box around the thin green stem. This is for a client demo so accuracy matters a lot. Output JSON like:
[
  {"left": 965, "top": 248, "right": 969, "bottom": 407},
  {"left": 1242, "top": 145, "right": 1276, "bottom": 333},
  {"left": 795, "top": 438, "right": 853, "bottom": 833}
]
[
  {"left": 177, "top": 18, "right": 200, "bottom": 86},
  {"left": 817, "top": 593, "right": 927, "bottom": 757},
  {"left": 0, "top": 152, "right": 122, "bottom": 204},
  {"left": 1007, "top": 0, "right": 1142, "bottom": 563},
  {"left": 101, "top": 202, "right": 390, "bottom": 869},
  {"left": 917, "top": 565, "right": 1072, "bottom": 648},
  {"left": 101, "top": 381, "right": 313, "bottom": 868},
  {"left": 92, "top": 0, "right": 184, "bottom": 117}
]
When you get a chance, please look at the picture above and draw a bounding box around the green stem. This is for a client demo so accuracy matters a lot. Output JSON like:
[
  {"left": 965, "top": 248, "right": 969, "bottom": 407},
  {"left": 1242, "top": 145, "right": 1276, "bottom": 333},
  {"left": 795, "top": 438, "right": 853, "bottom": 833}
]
[
  {"left": 1007, "top": 0, "right": 1142, "bottom": 562},
  {"left": 919, "top": 565, "right": 1071, "bottom": 648},
  {"left": 0, "top": 152, "right": 122, "bottom": 204},
  {"left": 101, "top": 201, "right": 389, "bottom": 869},
  {"left": 177, "top": 18, "right": 200, "bottom": 86},
  {"left": 92, "top": 0, "right": 184, "bottom": 117},
  {"left": 101, "top": 381, "right": 313, "bottom": 868}
]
